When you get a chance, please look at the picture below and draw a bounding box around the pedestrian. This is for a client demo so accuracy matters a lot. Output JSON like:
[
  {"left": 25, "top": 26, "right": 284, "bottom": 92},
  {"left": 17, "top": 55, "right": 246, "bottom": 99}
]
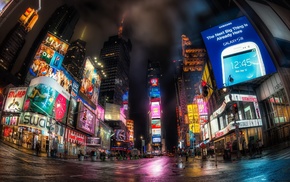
[
  {"left": 36, "top": 141, "right": 40, "bottom": 156},
  {"left": 185, "top": 151, "right": 189, "bottom": 162},
  {"left": 258, "top": 140, "right": 263, "bottom": 154}
]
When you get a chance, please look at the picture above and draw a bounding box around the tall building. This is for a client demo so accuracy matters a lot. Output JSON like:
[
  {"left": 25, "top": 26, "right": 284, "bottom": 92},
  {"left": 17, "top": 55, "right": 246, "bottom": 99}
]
[
  {"left": 62, "top": 39, "right": 86, "bottom": 82},
  {"left": 98, "top": 35, "right": 132, "bottom": 107},
  {"left": 174, "top": 35, "right": 207, "bottom": 150},
  {"left": 17, "top": 4, "right": 80, "bottom": 85},
  {"left": 147, "top": 60, "right": 163, "bottom": 153},
  {"left": 0, "top": 6, "right": 39, "bottom": 86}
]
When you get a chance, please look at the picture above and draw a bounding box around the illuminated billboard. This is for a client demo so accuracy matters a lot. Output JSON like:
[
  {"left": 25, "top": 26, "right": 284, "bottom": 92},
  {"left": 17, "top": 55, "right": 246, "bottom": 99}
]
[
  {"left": 79, "top": 57, "right": 101, "bottom": 109},
  {"left": 66, "top": 98, "right": 78, "bottom": 127},
  {"left": 126, "top": 120, "right": 134, "bottom": 143},
  {"left": 151, "top": 102, "right": 160, "bottom": 119},
  {"left": 196, "top": 98, "right": 208, "bottom": 115},
  {"left": 152, "top": 128, "right": 161, "bottom": 135},
  {"left": 96, "top": 105, "right": 105, "bottom": 121},
  {"left": 23, "top": 77, "right": 69, "bottom": 122},
  {"left": 201, "top": 16, "right": 276, "bottom": 89},
  {"left": 152, "top": 136, "right": 161, "bottom": 143},
  {"left": 0, "top": 0, "right": 11, "bottom": 15},
  {"left": 152, "top": 119, "right": 161, "bottom": 129},
  {"left": 149, "top": 87, "right": 160, "bottom": 98},
  {"left": 27, "top": 33, "right": 79, "bottom": 97},
  {"left": 77, "top": 102, "right": 95, "bottom": 135},
  {"left": 150, "top": 78, "right": 159, "bottom": 87},
  {"left": 3, "top": 87, "right": 27, "bottom": 113}
]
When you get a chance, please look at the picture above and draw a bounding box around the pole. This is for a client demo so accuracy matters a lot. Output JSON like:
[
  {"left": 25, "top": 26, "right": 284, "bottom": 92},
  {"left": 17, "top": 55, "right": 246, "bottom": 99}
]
[{"left": 234, "top": 116, "right": 240, "bottom": 159}]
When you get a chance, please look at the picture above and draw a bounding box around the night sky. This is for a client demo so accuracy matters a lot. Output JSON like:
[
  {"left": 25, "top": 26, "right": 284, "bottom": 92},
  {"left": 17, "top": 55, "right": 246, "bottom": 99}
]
[{"left": 1, "top": 0, "right": 216, "bottom": 150}]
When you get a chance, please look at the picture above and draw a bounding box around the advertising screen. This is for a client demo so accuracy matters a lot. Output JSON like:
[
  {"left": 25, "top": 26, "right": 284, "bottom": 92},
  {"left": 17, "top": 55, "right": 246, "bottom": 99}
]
[
  {"left": 152, "top": 128, "right": 161, "bottom": 135},
  {"left": 23, "top": 77, "right": 69, "bottom": 122},
  {"left": 196, "top": 98, "right": 208, "bottom": 115},
  {"left": 3, "top": 87, "right": 27, "bottom": 113},
  {"left": 152, "top": 119, "right": 161, "bottom": 129},
  {"left": 79, "top": 57, "right": 101, "bottom": 109},
  {"left": 96, "top": 105, "right": 105, "bottom": 121},
  {"left": 149, "top": 87, "right": 160, "bottom": 98},
  {"left": 151, "top": 101, "right": 160, "bottom": 119},
  {"left": 201, "top": 16, "right": 276, "bottom": 89},
  {"left": 114, "top": 129, "right": 126, "bottom": 141},
  {"left": 66, "top": 98, "right": 78, "bottom": 127},
  {"left": 152, "top": 136, "right": 161, "bottom": 143},
  {"left": 150, "top": 78, "right": 159, "bottom": 87},
  {"left": 27, "top": 33, "right": 79, "bottom": 97},
  {"left": 77, "top": 102, "right": 95, "bottom": 135},
  {"left": 0, "top": 0, "right": 11, "bottom": 13}
]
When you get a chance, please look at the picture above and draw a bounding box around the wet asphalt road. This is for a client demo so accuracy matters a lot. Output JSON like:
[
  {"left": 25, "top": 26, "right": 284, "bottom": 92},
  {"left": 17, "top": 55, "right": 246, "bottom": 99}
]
[{"left": 0, "top": 144, "right": 290, "bottom": 182}]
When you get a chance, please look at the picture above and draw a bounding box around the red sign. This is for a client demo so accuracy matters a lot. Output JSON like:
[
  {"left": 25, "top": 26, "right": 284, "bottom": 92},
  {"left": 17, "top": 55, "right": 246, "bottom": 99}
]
[{"left": 65, "top": 128, "right": 86, "bottom": 145}]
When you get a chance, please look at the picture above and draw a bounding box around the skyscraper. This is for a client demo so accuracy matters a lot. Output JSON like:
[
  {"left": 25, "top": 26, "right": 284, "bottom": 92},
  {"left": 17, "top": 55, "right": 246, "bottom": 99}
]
[
  {"left": 98, "top": 35, "right": 132, "bottom": 107},
  {"left": 62, "top": 39, "right": 86, "bottom": 82},
  {"left": 147, "top": 60, "right": 163, "bottom": 153},
  {"left": 0, "top": 6, "right": 39, "bottom": 86}
]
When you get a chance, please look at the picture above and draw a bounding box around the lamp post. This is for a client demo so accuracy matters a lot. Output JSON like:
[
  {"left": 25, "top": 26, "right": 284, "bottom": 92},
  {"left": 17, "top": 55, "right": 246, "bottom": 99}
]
[{"left": 140, "top": 136, "right": 144, "bottom": 156}]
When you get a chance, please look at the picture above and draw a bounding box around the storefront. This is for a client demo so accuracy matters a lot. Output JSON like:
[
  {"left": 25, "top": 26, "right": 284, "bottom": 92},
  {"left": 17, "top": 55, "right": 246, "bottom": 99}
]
[
  {"left": 256, "top": 73, "right": 290, "bottom": 146},
  {"left": 1, "top": 115, "right": 20, "bottom": 145},
  {"left": 213, "top": 119, "right": 263, "bottom": 154},
  {"left": 18, "top": 112, "right": 50, "bottom": 152},
  {"left": 65, "top": 128, "right": 86, "bottom": 156}
]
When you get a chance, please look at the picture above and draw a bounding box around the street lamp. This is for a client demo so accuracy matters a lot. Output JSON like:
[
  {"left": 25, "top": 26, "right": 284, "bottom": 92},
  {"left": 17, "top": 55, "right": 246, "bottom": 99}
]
[{"left": 140, "top": 136, "right": 143, "bottom": 156}]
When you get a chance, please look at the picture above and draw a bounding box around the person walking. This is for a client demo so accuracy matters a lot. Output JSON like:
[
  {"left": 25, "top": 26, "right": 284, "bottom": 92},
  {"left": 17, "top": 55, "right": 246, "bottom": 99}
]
[{"left": 36, "top": 141, "right": 40, "bottom": 156}]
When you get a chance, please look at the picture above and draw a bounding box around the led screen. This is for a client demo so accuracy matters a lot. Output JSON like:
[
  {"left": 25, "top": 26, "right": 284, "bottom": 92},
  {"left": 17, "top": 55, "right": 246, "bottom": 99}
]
[
  {"left": 152, "top": 128, "right": 161, "bottom": 135},
  {"left": 152, "top": 136, "right": 161, "bottom": 143},
  {"left": 150, "top": 87, "right": 160, "bottom": 98},
  {"left": 79, "top": 57, "right": 101, "bottom": 109},
  {"left": 77, "top": 102, "right": 95, "bottom": 135},
  {"left": 0, "top": 0, "right": 11, "bottom": 13},
  {"left": 66, "top": 98, "right": 78, "bottom": 127},
  {"left": 23, "top": 77, "right": 69, "bottom": 122},
  {"left": 196, "top": 98, "right": 208, "bottom": 115},
  {"left": 4, "top": 87, "right": 27, "bottom": 113},
  {"left": 27, "top": 33, "right": 79, "bottom": 97},
  {"left": 201, "top": 16, "right": 276, "bottom": 89},
  {"left": 152, "top": 119, "right": 161, "bottom": 129},
  {"left": 150, "top": 78, "right": 159, "bottom": 87},
  {"left": 151, "top": 102, "right": 160, "bottom": 119},
  {"left": 96, "top": 105, "right": 105, "bottom": 121}
]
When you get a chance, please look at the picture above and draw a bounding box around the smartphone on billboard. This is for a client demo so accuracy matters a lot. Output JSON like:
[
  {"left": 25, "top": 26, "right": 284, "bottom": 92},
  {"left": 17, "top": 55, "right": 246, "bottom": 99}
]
[{"left": 221, "top": 41, "right": 266, "bottom": 87}]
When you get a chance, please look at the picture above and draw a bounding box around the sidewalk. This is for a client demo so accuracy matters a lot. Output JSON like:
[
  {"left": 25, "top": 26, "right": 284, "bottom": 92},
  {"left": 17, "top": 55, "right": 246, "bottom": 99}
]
[
  {"left": 192, "top": 140, "right": 290, "bottom": 162},
  {"left": 1, "top": 139, "right": 48, "bottom": 157}
]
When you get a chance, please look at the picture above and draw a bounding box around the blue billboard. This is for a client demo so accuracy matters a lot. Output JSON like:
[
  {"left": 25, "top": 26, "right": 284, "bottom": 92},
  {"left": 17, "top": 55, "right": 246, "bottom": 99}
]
[{"left": 201, "top": 16, "right": 276, "bottom": 89}]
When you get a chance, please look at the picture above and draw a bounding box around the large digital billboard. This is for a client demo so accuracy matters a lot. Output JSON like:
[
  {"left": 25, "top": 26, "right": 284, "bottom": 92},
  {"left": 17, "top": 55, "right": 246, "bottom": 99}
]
[
  {"left": 79, "top": 57, "right": 101, "bottom": 109},
  {"left": 201, "top": 16, "right": 276, "bottom": 89},
  {"left": 149, "top": 87, "right": 160, "bottom": 98},
  {"left": 152, "top": 119, "right": 161, "bottom": 129},
  {"left": 27, "top": 33, "right": 79, "bottom": 97},
  {"left": 76, "top": 102, "right": 95, "bottom": 135},
  {"left": 3, "top": 87, "right": 27, "bottom": 113},
  {"left": 23, "top": 76, "right": 70, "bottom": 122},
  {"left": 66, "top": 98, "right": 78, "bottom": 127},
  {"left": 151, "top": 102, "right": 161, "bottom": 119}
]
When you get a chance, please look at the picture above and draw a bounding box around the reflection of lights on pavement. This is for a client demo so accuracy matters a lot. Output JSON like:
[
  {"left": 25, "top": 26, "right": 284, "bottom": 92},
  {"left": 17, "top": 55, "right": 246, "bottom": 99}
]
[{"left": 146, "top": 161, "right": 163, "bottom": 177}]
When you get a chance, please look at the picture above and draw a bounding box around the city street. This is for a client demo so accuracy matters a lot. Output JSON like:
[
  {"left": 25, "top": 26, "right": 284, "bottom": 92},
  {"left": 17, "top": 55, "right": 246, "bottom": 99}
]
[{"left": 0, "top": 143, "right": 290, "bottom": 181}]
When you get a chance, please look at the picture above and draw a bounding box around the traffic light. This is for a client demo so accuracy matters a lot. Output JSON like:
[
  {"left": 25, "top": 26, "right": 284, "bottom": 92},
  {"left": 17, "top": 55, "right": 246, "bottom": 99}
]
[
  {"left": 202, "top": 85, "right": 208, "bottom": 97},
  {"left": 19, "top": 8, "right": 35, "bottom": 25},
  {"left": 201, "top": 80, "right": 208, "bottom": 97},
  {"left": 232, "top": 103, "right": 238, "bottom": 114}
]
